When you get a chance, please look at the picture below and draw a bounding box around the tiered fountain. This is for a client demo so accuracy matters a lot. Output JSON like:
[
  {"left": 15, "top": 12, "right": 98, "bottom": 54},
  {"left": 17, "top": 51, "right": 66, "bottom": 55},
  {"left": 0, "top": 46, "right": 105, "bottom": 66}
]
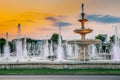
[
  {"left": 0, "top": 3, "right": 120, "bottom": 69},
  {"left": 68, "top": 3, "right": 101, "bottom": 61}
]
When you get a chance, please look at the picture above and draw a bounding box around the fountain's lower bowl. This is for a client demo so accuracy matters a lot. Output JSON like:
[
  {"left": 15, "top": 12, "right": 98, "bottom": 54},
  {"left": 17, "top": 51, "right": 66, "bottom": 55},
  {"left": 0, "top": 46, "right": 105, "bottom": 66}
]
[{"left": 68, "top": 39, "right": 101, "bottom": 46}]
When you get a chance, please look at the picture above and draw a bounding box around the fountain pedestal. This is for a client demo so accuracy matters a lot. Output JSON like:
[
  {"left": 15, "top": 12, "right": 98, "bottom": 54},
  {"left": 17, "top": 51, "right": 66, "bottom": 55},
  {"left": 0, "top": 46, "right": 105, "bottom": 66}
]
[{"left": 68, "top": 3, "right": 101, "bottom": 61}]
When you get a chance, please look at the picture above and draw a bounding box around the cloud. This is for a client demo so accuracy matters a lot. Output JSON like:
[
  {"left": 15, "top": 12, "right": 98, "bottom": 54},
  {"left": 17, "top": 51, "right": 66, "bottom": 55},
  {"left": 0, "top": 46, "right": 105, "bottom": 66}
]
[
  {"left": 40, "top": 27, "right": 69, "bottom": 31},
  {"left": 45, "top": 16, "right": 72, "bottom": 27},
  {"left": 57, "top": 22, "right": 72, "bottom": 27},
  {"left": 20, "top": 11, "right": 54, "bottom": 19},
  {"left": 45, "top": 17, "right": 57, "bottom": 21},
  {"left": 86, "top": 14, "right": 120, "bottom": 23},
  {"left": 19, "top": 11, "right": 56, "bottom": 24}
]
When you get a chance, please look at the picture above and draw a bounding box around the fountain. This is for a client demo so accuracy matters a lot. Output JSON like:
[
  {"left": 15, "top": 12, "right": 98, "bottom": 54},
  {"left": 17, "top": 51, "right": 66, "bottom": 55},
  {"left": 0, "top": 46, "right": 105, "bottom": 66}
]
[
  {"left": 43, "top": 39, "right": 49, "bottom": 59},
  {"left": 68, "top": 3, "right": 101, "bottom": 61},
  {"left": 73, "top": 43, "right": 79, "bottom": 60},
  {"left": 56, "top": 26, "right": 65, "bottom": 61},
  {"left": 66, "top": 43, "right": 73, "bottom": 58},
  {"left": 0, "top": 3, "right": 120, "bottom": 69},
  {"left": 1, "top": 3, "right": 114, "bottom": 63},
  {"left": 112, "top": 26, "right": 120, "bottom": 61},
  {"left": 88, "top": 44, "right": 99, "bottom": 60},
  {"left": 4, "top": 32, "right": 10, "bottom": 59},
  {"left": 49, "top": 41, "right": 54, "bottom": 60},
  {"left": 23, "top": 37, "right": 28, "bottom": 59},
  {"left": 16, "top": 24, "right": 23, "bottom": 61}
]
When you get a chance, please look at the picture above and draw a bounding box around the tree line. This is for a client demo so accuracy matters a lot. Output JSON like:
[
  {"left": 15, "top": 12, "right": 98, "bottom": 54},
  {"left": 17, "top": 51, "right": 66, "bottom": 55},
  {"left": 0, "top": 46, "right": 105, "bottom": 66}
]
[{"left": 0, "top": 33, "right": 117, "bottom": 53}]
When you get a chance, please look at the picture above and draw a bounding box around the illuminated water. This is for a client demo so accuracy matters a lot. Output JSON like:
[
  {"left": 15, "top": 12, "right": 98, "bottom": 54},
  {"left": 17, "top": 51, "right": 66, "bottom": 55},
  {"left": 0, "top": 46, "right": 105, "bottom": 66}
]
[{"left": 1, "top": 25, "right": 120, "bottom": 63}]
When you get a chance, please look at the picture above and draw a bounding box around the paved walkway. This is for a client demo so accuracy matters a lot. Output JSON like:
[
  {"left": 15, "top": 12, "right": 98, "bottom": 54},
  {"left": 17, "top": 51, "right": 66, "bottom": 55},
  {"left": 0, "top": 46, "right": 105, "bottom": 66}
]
[{"left": 0, "top": 75, "right": 120, "bottom": 80}]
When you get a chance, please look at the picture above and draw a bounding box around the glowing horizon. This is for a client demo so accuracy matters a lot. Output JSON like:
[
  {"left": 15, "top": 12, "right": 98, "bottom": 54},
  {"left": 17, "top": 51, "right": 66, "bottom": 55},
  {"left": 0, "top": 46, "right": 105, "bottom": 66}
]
[{"left": 0, "top": 0, "right": 120, "bottom": 40}]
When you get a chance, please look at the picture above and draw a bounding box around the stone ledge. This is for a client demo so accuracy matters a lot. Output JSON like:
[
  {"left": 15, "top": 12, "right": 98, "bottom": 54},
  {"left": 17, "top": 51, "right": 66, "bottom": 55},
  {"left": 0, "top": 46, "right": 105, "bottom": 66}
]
[{"left": 0, "top": 62, "right": 120, "bottom": 69}]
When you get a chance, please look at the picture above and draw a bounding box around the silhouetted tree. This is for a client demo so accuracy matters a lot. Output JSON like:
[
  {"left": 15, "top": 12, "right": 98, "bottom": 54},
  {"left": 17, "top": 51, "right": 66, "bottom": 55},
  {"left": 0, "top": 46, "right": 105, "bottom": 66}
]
[
  {"left": 95, "top": 34, "right": 106, "bottom": 52},
  {"left": 50, "top": 33, "right": 62, "bottom": 44},
  {"left": 109, "top": 35, "right": 115, "bottom": 43},
  {"left": 9, "top": 42, "right": 14, "bottom": 53},
  {"left": 27, "top": 38, "right": 37, "bottom": 44},
  {"left": 0, "top": 38, "right": 6, "bottom": 53},
  {"left": 95, "top": 34, "right": 105, "bottom": 43}
]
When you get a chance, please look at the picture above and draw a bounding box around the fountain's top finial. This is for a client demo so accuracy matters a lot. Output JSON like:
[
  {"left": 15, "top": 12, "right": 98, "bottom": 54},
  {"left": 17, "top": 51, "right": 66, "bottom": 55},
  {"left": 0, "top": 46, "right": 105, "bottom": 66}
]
[
  {"left": 18, "top": 23, "right": 21, "bottom": 39},
  {"left": 6, "top": 32, "right": 8, "bottom": 36},
  {"left": 82, "top": 3, "right": 84, "bottom": 13},
  {"left": 18, "top": 23, "right": 20, "bottom": 28},
  {"left": 6, "top": 32, "right": 8, "bottom": 40},
  {"left": 18, "top": 23, "right": 21, "bottom": 31}
]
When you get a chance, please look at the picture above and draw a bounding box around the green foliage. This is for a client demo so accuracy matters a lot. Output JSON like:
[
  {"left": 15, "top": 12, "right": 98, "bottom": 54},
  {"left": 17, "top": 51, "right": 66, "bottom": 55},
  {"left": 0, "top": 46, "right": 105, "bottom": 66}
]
[
  {"left": 50, "top": 33, "right": 62, "bottom": 43},
  {"left": 95, "top": 34, "right": 105, "bottom": 43},
  {"left": 0, "top": 38, "right": 6, "bottom": 46},
  {"left": 109, "top": 35, "right": 115, "bottom": 43},
  {"left": 0, "top": 38, "right": 38, "bottom": 53},
  {"left": 9, "top": 42, "right": 14, "bottom": 52},
  {"left": 95, "top": 34, "right": 108, "bottom": 52},
  {"left": 0, "top": 38, "right": 6, "bottom": 53},
  {"left": 27, "top": 38, "right": 37, "bottom": 44}
]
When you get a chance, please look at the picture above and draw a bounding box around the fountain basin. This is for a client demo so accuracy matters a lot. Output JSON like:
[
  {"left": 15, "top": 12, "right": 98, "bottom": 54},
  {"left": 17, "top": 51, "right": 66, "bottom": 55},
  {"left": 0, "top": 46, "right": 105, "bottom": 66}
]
[
  {"left": 67, "top": 39, "right": 101, "bottom": 61},
  {"left": 68, "top": 39, "right": 101, "bottom": 46},
  {"left": 0, "top": 60, "right": 120, "bottom": 69},
  {"left": 74, "top": 29, "right": 93, "bottom": 35},
  {"left": 79, "top": 19, "right": 88, "bottom": 22}
]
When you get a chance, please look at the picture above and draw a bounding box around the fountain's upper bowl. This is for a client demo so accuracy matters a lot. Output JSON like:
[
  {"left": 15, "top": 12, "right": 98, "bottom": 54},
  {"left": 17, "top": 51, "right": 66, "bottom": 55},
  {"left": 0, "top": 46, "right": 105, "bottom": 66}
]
[
  {"left": 79, "top": 19, "right": 88, "bottom": 22},
  {"left": 68, "top": 39, "right": 101, "bottom": 46},
  {"left": 74, "top": 28, "right": 93, "bottom": 35}
]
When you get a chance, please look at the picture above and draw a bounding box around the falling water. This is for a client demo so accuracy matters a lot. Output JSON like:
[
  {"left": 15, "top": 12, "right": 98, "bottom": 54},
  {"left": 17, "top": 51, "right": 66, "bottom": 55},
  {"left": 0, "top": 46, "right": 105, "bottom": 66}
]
[
  {"left": 50, "top": 41, "right": 54, "bottom": 56},
  {"left": 56, "top": 44, "right": 64, "bottom": 61},
  {"left": 4, "top": 32, "right": 10, "bottom": 59},
  {"left": 66, "top": 43, "right": 73, "bottom": 57},
  {"left": 56, "top": 26, "right": 65, "bottom": 61},
  {"left": 43, "top": 39, "right": 49, "bottom": 59},
  {"left": 16, "top": 23, "right": 23, "bottom": 61},
  {"left": 112, "top": 26, "right": 120, "bottom": 61},
  {"left": 91, "top": 44, "right": 98, "bottom": 58},
  {"left": 74, "top": 44, "right": 79, "bottom": 59},
  {"left": 16, "top": 39, "right": 23, "bottom": 61},
  {"left": 1, "top": 23, "right": 118, "bottom": 62},
  {"left": 23, "top": 37, "right": 28, "bottom": 59}
]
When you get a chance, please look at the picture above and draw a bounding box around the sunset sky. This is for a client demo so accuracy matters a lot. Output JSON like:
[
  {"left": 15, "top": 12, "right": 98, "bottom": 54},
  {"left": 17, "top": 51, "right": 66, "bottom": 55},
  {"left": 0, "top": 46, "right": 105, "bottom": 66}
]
[{"left": 0, "top": 0, "right": 120, "bottom": 40}]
